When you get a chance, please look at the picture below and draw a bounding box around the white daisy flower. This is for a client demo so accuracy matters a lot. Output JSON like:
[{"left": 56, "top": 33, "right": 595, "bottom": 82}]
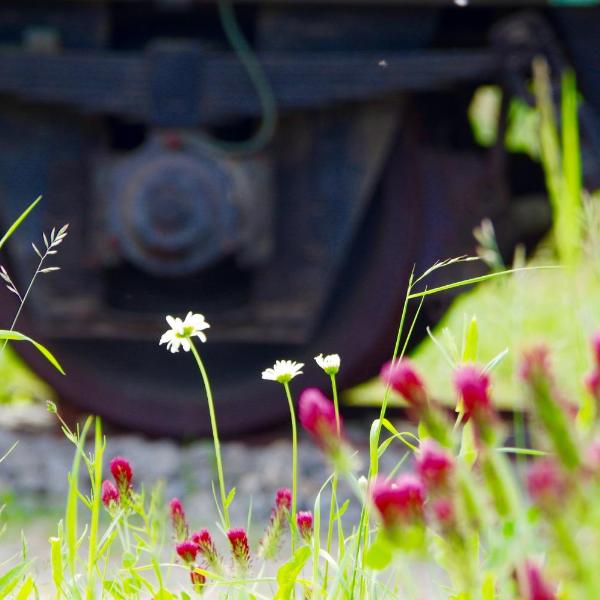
[
  {"left": 159, "top": 312, "right": 210, "bottom": 353},
  {"left": 315, "top": 353, "right": 341, "bottom": 375},
  {"left": 261, "top": 360, "right": 304, "bottom": 384}
]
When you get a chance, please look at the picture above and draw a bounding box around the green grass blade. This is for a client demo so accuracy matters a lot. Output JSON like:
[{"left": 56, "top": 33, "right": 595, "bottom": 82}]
[
  {"left": 407, "top": 266, "right": 559, "bottom": 299},
  {"left": 0, "top": 196, "right": 41, "bottom": 250},
  {"left": 0, "top": 330, "right": 65, "bottom": 374}
]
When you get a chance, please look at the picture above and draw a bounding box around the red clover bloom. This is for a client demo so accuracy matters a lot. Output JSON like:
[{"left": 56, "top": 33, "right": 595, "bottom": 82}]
[
  {"left": 296, "top": 511, "right": 314, "bottom": 542},
  {"left": 298, "top": 388, "right": 342, "bottom": 452},
  {"left": 169, "top": 497, "right": 188, "bottom": 540},
  {"left": 431, "top": 498, "right": 455, "bottom": 527},
  {"left": 259, "top": 488, "right": 293, "bottom": 560},
  {"left": 275, "top": 487, "right": 292, "bottom": 512},
  {"left": 192, "top": 529, "right": 221, "bottom": 571},
  {"left": 453, "top": 364, "right": 492, "bottom": 422},
  {"left": 109, "top": 456, "right": 133, "bottom": 490},
  {"left": 227, "top": 528, "right": 250, "bottom": 570},
  {"left": 416, "top": 440, "right": 454, "bottom": 490},
  {"left": 380, "top": 359, "right": 426, "bottom": 407},
  {"left": 176, "top": 540, "right": 199, "bottom": 564},
  {"left": 101, "top": 480, "right": 119, "bottom": 509},
  {"left": 371, "top": 475, "right": 425, "bottom": 528}
]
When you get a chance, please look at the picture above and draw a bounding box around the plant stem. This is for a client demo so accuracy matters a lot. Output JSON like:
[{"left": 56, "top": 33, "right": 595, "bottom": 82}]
[
  {"left": 283, "top": 381, "right": 298, "bottom": 552},
  {"left": 0, "top": 251, "right": 47, "bottom": 357},
  {"left": 190, "top": 342, "right": 230, "bottom": 529},
  {"left": 323, "top": 374, "right": 341, "bottom": 589}
]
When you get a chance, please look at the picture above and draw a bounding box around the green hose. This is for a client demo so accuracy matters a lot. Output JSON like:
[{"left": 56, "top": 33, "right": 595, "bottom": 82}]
[{"left": 202, "top": 0, "right": 278, "bottom": 156}]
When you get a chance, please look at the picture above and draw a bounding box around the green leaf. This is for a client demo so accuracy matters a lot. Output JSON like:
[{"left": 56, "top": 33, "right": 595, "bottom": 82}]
[
  {"left": 462, "top": 316, "right": 478, "bottom": 363},
  {"left": 0, "top": 330, "right": 65, "bottom": 374},
  {"left": 274, "top": 546, "right": 311, "bottom": 600},
  {"left": 333, "top": 499, "right": 350, "bottom": 521},
  {"left": 408, "top": 266, "right": 559, "bottom": 299},
  {"left": 225, "top": 487, "right": 236, "bottom": 508},
  {"left": 364, "top": 531, "right": 394, "bottom": 570},
  {"left": 16, "top": 576, "right": 36, "bottom": 600},
  {"left": 0, "top": 562, "right": 31, "bottom": 596},
  {"left": 0, "top": 196, "right": 41, "bottom": 250},
  {"left": 50, "top": 534, "right": 63, "bottom": 594}
]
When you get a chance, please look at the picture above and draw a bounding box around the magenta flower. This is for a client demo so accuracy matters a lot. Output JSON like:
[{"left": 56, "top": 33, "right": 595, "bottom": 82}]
[
  {"left": 192, "top": 529, "right": 214, "bottom": 554},
  {"left": 191, "top": 529, "right": 221, "bottom": 571},
  {"left": 521, "top": 560, "right": 556, "bottom": 600},
  {"left": 298, "top": 388, "right": 342, "bottom": 451},
  {"left": 109, "top": 456, "right": 133, "bottom": 489},
  {"left": 416, "top": 440, "right": 454, "bottom": 490},
  {"left": 227, "top": 528, "right": 250, "bottom": 569},
  {"left": 101, "top": 480, "right": 119, "bottom": 509},
  {"left": 453, "top": 364, "right": 492, "bottom": 421},
  {"left": 371, "top": 475, "right": 425, "bottom": 528},
  {"left": 275, "top": 488, "right": 292, "bottom": 512},
  {"left": 431, "top": 498, "right": 454, "bottom": 526},
  {"left": 380, "top": 359, "right": 426, "bottom": 407},
  {"left": 519, "top": 345, "right": 552, "bottom": 383},
  {"left": 176, "top": 540, "right": 199, "bottom": 564},
  {"left": 296, "top": 511, "right": 314, "bottom": 541},
  {"left": 169, "top": 497, "right": 188, "bottom": 540},
  {"left": 526, "top": 458, "right": 566, "bottom": 508}
]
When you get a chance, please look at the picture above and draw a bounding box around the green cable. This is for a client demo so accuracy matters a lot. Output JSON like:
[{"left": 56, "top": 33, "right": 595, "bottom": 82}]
[{"left": 199, "top": 0, "right": 278, "bottom": 156}]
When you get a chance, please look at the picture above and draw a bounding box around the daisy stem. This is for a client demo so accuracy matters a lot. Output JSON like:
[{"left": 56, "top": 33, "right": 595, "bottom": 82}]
[
  {"left": 190, "top": 341, "right": 230, "bottom": 529},
  {"left": 323, "top": 373, "right": 340, "bottom": 589},
  {"left": 283, "top": 381, "right": 298, "bottom": 552}
]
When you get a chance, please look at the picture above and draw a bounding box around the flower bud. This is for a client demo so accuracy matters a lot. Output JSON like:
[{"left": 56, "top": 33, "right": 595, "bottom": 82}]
[
  {"left": 296, "top": 511, "right": 314, "bottom": 542},
  {"left": 371, "top": 475, "right": 425, "bottom": 528},
  {"left": 176, "top": 540, "right": 199, "bottom": 564},
  {"left": 190, "top": 569, "right": 206, "bottom": 592},
  {"left": 227, "top": 528, "right": 250, "bottom": 571},
  {"left": 191, "top": 529, "right": 221, "bottom": 572},
  {"left": 416, "top": 440, "right": 454, "bottom": 490},
  {"left": 315, "top": 353, "right": 341, "bottom": 375},
  {"left": 101, "top": 480, "right": 119, "bottom": 509},
  {"left": 521, "top": 560, "right": 556, "bottom": 600},
  {"left": 453, "top": 364, "right": 492, "bottom": 422},
  {"left": 526, "top": 458, "right": 566, "bottom": 509},
  {"left": 110, "top": 457, "right": 133, "bottom": 490},
  {"left": 298, "top": 388, "right": 342, "bottom": 452},
  {"left": 380, "top": 360, "right": 426, "bottom": 407},
  {"left": 259, "top": 489, "right": 293, "bottom": 560},
  {"left": 431, "top": 498, "right": 455, "bottom": 527},
  {"left": 169, "top": 498, "right": 188, "bottom": 540},
  {"left": 275, "top": 488, "right": 292, "bottom": 512}
]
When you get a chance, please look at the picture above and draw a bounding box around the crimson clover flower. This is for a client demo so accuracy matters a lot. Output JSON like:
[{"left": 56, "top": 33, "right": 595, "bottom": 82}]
[
  {"left": 416, "top": 440, "right": 455, "bottom": 491},
  {"left": 109, "top": 457, "right": 133, "bottom": 499},
  {"left": 227, "top": 528, "right": 250, "bottom": 571},
  {"left": 380, "top": 359, "right": 427, "bottom": 408},
  {"left": 169, "top": 497, "right": 188, "bottom": 541},
  {"left": 371, "top": 475, "right": 425, "bottom": 529},
  {"left": 298, "top": 388, "right": 342, "bottom": 453},
  {"left": 101, "top": 480, "right": 119, "bottom": 510},
  {"left": 176, "top": 540, "right": 199, "bottom": 564},
  {"left": 296, "top": 511, "right": 314, "bottom": 542}
]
